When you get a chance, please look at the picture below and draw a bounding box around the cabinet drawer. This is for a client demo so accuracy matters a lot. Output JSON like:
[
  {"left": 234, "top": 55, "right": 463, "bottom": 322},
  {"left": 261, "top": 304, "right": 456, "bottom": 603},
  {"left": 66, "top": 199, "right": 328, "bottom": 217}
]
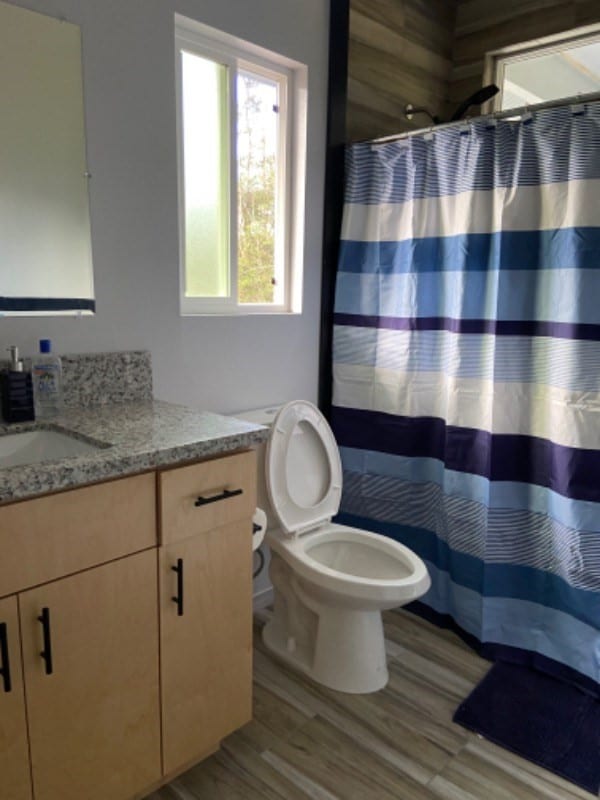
[
  {"left": 0, "top": 473, "right": 156, "bottom": 597},
  {"left": 159, "top": 451, "right": 256, "bottom": 544}
]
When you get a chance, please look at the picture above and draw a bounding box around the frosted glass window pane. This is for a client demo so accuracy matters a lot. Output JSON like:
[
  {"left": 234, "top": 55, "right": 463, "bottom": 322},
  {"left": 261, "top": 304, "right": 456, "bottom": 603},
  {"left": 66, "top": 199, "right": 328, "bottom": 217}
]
[
  {"left": 237, "top": 70, "right": 278, "bottom": 305},
  {"left": 181, "top": 52, "right": 230, "bottom": 298}
]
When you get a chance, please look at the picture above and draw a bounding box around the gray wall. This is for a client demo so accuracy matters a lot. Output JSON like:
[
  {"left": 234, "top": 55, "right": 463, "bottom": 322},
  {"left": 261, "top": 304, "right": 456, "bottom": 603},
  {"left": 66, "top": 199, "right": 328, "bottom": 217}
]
[{"left": 1, "top": 0, "right": 329, "bottom": 414}]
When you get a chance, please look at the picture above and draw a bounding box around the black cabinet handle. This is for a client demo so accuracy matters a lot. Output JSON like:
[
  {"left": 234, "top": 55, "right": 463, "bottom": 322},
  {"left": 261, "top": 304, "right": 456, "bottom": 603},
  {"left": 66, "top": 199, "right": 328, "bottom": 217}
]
[
  {"left": 38, "top": 607, "right": 53, "bottom": 676},
  {"left": 0, "top": 622, "right": 12, "bottom": 693},
  {"left": 172, "top": 558, "right": 184, "bottom": 616},
  {"left": 194, "top": 488, "right": 243, "bottom": 507}
]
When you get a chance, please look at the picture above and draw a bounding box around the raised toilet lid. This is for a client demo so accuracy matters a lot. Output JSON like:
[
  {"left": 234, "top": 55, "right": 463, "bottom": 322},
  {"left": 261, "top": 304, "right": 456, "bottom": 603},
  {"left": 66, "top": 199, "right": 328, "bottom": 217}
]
[{"left": 266, "top": 400, "right": 342, "bottom": 535}]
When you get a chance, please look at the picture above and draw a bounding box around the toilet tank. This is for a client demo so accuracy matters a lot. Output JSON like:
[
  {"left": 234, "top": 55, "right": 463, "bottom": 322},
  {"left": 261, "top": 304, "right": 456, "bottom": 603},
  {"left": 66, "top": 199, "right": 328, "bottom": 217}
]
[{"left": 231, "top": 406, "right": 280, "bottom": 531}]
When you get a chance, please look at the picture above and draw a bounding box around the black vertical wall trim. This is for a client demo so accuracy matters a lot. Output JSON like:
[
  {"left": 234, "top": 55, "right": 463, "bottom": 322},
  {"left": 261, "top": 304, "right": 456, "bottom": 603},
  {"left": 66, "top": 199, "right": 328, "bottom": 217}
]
[{"left": 318, "top": 0, "right": 349, "bottom": 419}]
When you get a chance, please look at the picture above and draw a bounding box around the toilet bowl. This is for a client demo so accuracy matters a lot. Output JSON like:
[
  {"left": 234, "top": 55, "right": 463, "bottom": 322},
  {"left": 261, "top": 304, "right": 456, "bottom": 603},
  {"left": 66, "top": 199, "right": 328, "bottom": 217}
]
[{"left": 261, "top": 400, "right": 431, "bottom": 694}]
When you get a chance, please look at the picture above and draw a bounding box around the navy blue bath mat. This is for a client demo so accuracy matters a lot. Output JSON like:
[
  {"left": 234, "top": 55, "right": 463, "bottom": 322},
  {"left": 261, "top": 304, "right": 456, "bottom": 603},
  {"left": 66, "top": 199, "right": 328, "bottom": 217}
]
[{"left": 453, "top": 661, "right": 600, "bottom": 794}]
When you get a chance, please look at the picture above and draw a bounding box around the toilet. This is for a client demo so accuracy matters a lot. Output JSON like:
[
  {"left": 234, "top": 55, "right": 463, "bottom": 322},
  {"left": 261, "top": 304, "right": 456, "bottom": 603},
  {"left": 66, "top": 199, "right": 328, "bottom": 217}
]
[{"left": 259, "top": 399, "right": 431, "bottom": 694}]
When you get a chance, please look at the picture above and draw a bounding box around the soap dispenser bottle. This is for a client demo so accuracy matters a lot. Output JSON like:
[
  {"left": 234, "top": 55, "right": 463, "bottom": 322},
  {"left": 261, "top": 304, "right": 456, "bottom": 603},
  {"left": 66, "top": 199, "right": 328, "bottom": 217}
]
[
  {"left": 32, "top": 339, "right": 63, "bottom": 417},
  {"left": 1, "top": 346, "right": 35, "bottom": 423}
]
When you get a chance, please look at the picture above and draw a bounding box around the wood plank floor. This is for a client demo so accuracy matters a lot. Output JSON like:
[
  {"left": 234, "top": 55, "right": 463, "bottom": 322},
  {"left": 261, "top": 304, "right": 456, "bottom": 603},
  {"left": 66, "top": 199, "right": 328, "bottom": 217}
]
[{"left": 147, "top": 610, "right": 598, "bottom": 800}]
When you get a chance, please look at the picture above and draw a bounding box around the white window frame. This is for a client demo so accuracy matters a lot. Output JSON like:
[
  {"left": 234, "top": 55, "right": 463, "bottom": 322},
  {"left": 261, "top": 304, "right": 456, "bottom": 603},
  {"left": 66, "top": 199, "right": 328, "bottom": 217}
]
[
  {"left": 484, "top": 23, "right": 600, "bottom": 113},
  {"left": 175, "top": 15, "right": 306, "bottom": 316}
]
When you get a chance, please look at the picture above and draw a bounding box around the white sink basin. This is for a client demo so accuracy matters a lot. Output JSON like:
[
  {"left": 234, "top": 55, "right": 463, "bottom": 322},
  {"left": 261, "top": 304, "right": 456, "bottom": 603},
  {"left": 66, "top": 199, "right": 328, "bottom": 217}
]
[{"left": 0, "top": 430, "right": 103, "bottom": 468}]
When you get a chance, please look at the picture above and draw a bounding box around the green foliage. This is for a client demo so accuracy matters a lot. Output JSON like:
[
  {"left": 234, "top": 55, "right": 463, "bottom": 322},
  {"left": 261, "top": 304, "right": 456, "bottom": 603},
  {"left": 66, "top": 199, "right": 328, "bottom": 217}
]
[
  {"left": 238, "top": 154, "right": 275, "bottom": 303},
  {"left": 237, "top": 75, "right": 276, "bottom": 305}
]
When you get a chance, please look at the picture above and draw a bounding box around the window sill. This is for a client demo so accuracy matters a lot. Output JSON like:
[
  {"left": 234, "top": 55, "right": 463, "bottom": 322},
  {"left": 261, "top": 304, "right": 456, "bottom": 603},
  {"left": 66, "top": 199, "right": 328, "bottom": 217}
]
[{"left": 180, "top": 308, "right": 302, "bottom": 317}]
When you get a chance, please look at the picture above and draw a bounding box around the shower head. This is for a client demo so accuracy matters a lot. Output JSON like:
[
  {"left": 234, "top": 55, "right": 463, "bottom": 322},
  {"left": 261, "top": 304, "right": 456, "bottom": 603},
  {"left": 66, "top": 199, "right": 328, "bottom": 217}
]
[
  {"left": 450, "top": 84, "right": 500, "bottom": 122},
  {"left": 404, "top": 85, "right": 499, "bottom": 130}
]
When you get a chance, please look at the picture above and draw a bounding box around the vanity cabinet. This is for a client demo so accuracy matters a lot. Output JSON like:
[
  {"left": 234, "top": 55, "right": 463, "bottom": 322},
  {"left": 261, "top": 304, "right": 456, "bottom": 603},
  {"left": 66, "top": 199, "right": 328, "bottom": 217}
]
[
  {"left": 0, "top": 448, "right": 256, "bottom": 800},
  {"left": 0, "top": 596, "right": 32, "bottom": 800}
]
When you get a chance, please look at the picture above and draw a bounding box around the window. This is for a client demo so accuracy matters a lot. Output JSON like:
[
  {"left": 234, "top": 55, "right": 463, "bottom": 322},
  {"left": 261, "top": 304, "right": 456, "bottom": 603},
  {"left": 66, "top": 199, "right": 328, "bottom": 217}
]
[
  {"left": 175, "top": 16, "right": 307, "bottom": 314},
  {"left": 486, "top": 24, "right": 600, "bottom": 112}
]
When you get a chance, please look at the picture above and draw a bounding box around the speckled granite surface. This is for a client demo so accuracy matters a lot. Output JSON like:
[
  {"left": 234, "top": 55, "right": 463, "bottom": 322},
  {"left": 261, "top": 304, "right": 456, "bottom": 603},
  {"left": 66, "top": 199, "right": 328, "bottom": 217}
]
[
  {"left": 61, "top": 351, "right": 153, "bottom": 406},
  {"left": 0, "top": 401, "right": 268, "bottom": 504},
  {"left": 1, "top": 349, "right": 153, "bottom": 407}
]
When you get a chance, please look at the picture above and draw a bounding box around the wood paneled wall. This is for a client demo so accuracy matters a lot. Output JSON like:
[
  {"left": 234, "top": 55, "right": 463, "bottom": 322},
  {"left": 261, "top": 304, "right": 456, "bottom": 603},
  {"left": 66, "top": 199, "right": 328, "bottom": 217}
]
[
  {"left": 346, "top": 0, "right": 458, "bottom": 142},
  {"left": 451, "top": 0, "right": 600, "bottom": 105},
  {"left": 347, "top": 0, "right": 600, "bottom": 143}
]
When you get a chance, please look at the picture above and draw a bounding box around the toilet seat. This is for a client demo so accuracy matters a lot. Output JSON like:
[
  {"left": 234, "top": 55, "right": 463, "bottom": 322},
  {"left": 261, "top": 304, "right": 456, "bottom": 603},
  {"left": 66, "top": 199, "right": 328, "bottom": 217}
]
[{"left": 266, "top": 400, "right": 342, "bottom": 536}]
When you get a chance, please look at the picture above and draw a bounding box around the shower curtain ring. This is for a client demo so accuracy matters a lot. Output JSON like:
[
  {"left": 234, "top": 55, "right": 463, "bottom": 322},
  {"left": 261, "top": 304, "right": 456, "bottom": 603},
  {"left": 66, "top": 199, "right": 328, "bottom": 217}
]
[{"left": 521, "top": 102, "right": 533, "bottom": 125}]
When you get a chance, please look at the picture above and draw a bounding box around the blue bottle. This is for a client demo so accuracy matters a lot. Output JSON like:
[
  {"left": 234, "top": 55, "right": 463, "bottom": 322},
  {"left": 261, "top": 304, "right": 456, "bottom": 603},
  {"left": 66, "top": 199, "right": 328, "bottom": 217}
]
[{"left": 32, "top": 339, "right": 63, "bottom": 417}]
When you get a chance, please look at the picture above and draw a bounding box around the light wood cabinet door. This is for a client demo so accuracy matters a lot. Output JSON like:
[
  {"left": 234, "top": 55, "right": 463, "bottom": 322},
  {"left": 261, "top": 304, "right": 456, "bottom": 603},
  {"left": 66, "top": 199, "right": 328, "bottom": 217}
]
[
  {"left": 0, "top": 596, "right": 32, "bottom": 800},
  {"left": 160, "top": 519, "right": 253, "bottom": 774},
  {"left": 19, "top": 550, "right": 161, "bottom": 800}
]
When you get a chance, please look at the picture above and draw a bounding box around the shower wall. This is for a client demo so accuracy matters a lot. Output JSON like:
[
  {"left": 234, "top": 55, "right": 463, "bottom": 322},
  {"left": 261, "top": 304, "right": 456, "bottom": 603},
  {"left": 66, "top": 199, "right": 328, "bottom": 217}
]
[{"left": 346, "top": 0, "right": 457, "bottom": 141}]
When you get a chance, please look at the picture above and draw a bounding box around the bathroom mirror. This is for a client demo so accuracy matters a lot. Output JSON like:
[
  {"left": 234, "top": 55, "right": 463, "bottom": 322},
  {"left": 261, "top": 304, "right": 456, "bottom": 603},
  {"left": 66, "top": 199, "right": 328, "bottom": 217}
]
[{"left": 0, "top": 1, "right": 95, "bottom": 315}]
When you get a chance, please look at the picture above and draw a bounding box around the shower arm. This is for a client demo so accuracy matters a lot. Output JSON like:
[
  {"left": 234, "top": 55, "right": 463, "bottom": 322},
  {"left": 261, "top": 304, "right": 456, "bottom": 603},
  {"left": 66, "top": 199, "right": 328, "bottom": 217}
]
[{"left": 369, "top": 89, "right": 600, "bottom": 145}]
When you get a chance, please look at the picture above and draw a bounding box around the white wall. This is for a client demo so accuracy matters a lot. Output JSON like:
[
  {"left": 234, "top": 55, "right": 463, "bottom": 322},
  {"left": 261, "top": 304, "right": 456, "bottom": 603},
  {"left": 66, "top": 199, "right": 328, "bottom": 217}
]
[{"left": 0, "top": 0, "right": 329, "bottom": 413}]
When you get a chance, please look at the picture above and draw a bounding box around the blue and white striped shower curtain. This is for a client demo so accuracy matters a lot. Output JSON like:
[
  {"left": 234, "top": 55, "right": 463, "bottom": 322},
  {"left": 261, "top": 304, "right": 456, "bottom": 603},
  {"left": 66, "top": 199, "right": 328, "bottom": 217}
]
[{"left": 332, "top": 103, "right": 600, "bottom": 693}]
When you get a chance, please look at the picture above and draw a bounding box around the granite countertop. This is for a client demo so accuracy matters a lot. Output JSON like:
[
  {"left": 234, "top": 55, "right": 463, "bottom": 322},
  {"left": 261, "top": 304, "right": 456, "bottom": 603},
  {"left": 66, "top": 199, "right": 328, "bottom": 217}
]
[{"left": 0, "top": 400, "right": 268, "bottom": 504}]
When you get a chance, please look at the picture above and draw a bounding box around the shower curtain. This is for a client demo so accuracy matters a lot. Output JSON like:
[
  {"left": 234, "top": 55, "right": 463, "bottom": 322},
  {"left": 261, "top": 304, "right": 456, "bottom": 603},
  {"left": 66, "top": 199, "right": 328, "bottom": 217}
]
[{"left": 331, "top": 102, "right": 600, "bottom": 693}]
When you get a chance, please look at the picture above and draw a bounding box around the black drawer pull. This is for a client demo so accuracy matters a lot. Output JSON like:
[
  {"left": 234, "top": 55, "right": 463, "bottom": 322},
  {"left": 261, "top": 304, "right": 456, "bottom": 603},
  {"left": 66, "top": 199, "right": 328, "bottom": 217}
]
[
  {"left": 172, "top": 558, "right": 184, "bottom": 616},
  {"left": 0, "top": 622, "right": 12, "bottom": 693},
  {"left": 194, "top": 487, "right": 243, "bottom": 507},
  {"left": 38, "top": 607, "right": 53, "bottom": 676}
]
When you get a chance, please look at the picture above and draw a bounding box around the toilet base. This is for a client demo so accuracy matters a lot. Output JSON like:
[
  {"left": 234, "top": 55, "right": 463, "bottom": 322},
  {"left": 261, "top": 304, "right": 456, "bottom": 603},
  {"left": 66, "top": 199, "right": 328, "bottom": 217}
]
[{"left": 263, "top": 600, "right": 389, "bottom": 694}]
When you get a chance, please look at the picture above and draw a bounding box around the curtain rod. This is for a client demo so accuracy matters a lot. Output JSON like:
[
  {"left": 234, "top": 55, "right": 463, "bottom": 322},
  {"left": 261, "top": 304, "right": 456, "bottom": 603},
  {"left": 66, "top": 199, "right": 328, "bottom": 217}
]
[{"left": 366, "top": 90, "right": 600, "bottom": 146}]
